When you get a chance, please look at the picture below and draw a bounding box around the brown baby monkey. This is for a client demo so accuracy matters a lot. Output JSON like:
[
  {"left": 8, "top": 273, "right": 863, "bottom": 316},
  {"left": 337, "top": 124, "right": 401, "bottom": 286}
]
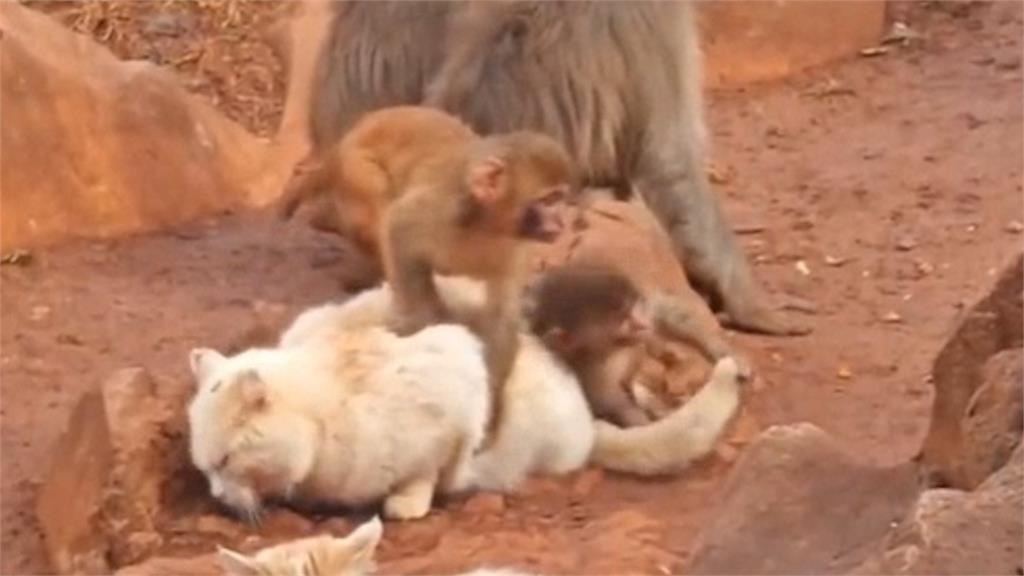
[
  {"left": 526, "top": 263, "right": 739, "bottom": 427},
  {"left": 278, "top": 106, "right": 578, "bottom": 440}
]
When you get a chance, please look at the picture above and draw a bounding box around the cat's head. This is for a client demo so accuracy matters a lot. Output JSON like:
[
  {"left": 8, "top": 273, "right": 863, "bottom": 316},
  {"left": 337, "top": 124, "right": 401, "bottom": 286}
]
[
  {"left": 187, "top": 347, "right": 320, "bottom": 523},
  {"left": 217, "top": 516, "right": 382, "bottom": 576}
]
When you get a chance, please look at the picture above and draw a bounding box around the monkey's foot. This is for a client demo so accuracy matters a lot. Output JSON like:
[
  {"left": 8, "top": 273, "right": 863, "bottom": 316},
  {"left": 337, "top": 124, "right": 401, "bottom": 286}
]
[
  {"left": 387, "top": 311, "right": 442, "bottom": 337},
  {"left": 719, "top": 298, "right": 812, "bottom": 336}
]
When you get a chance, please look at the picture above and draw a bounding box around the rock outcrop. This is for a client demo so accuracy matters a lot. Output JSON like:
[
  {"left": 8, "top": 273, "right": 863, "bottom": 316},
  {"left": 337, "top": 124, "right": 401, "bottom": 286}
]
[
  {"left": 919, "top": 254, "right": 1023, "bottom": 489},
  {"left": 686, "top": 256, "right": 1024, "bottom": 575},
  {"left": 684, "top": 424, "right": 920, "bottom": 575},
  {"left": 853, "top": 444, "right": 1023, "bottom": 575},
  {"left": 35, "top": 368, "right": 194, "bottom": 573},
  {"left": 0, "top": 3, "right": 276, "bottom": 250}
]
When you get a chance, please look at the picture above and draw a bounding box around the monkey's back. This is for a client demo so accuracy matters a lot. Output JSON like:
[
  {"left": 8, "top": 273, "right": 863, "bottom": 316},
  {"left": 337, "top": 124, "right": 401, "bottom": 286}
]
[{"left": 338, "top": 106, "right": 475, "bottom": 200}]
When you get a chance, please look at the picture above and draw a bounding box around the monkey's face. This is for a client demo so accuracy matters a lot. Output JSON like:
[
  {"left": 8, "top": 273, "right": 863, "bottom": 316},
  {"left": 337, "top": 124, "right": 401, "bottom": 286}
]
[{"left": 517, "top": 184, "right": 572, "bottom": 242}]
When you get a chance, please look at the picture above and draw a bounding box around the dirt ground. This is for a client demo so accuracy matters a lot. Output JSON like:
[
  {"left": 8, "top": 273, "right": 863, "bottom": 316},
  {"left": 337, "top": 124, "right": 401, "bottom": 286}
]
[{"left": 2, "top": 2, "right": 1022, "bottom": 574}]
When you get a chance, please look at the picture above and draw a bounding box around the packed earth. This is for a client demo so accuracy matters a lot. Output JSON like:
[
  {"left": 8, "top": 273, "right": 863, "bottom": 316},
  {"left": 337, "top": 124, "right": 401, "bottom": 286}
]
[{"left": 2, "top": 1, "right": 1022, "bottom": 574}]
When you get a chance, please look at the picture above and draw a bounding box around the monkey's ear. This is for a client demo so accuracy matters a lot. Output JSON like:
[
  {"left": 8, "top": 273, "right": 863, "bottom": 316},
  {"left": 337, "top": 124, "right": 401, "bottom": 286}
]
[
  {"left": 467, "top": 157, "right": 509, "bottom": 204},
  {"left": 189, "top": 348, "right": 225, "bottom": 384},
  {"left": 216, "top": 546, "right": 262, "bottom": 576},
  {"left": 234, "top": 370, "right": 268, "bottom": 411}
]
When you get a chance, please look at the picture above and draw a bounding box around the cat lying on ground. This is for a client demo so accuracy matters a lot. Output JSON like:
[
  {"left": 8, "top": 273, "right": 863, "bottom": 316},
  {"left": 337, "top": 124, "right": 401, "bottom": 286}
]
[
  {"left": 217, "top": 516, "right": 531, "bottom": 576},
  {"left": 187, "top": 277, "right": 746, "bottom": 522}
]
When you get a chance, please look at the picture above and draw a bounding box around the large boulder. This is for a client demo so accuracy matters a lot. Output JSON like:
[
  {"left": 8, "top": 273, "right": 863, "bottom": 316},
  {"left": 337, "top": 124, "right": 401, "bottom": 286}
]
[
  {"left": 35, "top": 368, "right": 194, "bottom": 573},
  {"left": 919, "top": 254, "right": 1023, "bottom": 489},
  {"left": 0, "top": 3, "right": 278, "bottom": 250},
  {"left": 684, "top": 423, "right": 920, "bottom": 575},
  {"left": 852, "top": 444, "right": 1023, "bottom": 575}
]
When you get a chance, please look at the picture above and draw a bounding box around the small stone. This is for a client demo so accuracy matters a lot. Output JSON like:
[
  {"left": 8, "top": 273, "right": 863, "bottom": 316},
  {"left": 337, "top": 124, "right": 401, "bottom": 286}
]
[
  {"left": 1005, "top": 220, "right": 1023, "bottom": 234},
  {"left": 883, "top": 311, "right": 903, "bottom": 323},
  {"left": 30, "top": 305, "right": 51, "bottom": 321},
  {"left": 462, "top": 492, "right": 506, "bottom": 515},
  {"left": 837, "top": 366, "right": 853, "bottom": 379},
  {"left": 707, "top": 164, "right": 732, "bottom": 184},
  {"left": 859, "top": 46, "right": 890, "bottom": 57},
  {"left": 915, "top": 260, "right": 935, "bottom": 276},
  {"left": 795, "top": 260, "right": 811, "bottom": 276},
  {"left": 824, "top": 255, "right": 849, "bottom": 267},
  {"left": 895, "top": 236, "right": 917, "bottom": 251}
]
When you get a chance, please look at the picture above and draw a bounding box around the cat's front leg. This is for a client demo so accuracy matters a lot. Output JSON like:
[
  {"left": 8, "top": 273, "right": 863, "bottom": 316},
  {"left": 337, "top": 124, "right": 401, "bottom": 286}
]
[{"left": 383, "top": 471, "right": 438, "bottom": 520}]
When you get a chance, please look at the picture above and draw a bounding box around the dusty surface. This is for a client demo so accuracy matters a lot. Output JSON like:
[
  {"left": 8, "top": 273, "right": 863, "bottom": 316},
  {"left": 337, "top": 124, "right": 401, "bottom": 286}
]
[{"left": 2, "top": 1, "right": 1022, "bottom": 574}]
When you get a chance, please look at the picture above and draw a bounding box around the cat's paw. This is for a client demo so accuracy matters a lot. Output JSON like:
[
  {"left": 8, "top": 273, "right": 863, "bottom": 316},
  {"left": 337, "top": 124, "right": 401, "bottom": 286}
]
[{"left": 383, "top": 479, "right": 435, "bottom": 520}]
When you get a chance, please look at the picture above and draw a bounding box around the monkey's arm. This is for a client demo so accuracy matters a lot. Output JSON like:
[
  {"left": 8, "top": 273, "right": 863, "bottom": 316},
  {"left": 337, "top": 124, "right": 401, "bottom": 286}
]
[
  {"left": 648, "top": 292, "right": 733, "bottom": 362},
  {"left": 474, "top": 272, "right": 524, "bottom": 448},
  {"left": 380, "top": 204, "right": 446, "bottom": 335},
  {"left": 482, "top": 274, "right": 521, "bottom": 388},
  {"left": 585, "top": 348, "right": 652, "bottom": 428}
]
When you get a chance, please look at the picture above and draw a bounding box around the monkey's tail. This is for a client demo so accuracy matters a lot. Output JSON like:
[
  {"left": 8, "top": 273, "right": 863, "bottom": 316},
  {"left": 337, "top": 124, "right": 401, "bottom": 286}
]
[
  {"left": 274, "top": 159, "right": 331, "bottom": 220},
  {"left": 590, "top": 357, "right": 742, "bottom": 476}
]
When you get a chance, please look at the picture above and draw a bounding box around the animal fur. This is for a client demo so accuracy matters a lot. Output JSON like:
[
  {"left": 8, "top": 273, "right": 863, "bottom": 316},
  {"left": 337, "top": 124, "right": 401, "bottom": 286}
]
[
  {"left": 217, "top": 516, "right": 534, "bottom": 576},
  {"left": 187, "top": 277, "right": 744, "bottom": 520}
]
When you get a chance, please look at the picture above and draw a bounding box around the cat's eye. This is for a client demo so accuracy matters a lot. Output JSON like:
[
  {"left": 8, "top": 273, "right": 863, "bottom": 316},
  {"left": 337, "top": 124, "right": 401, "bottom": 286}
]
[
  {"left": 216, "top": 454, "right": 231, "bottom": 470},
  {"left": 210, "top": 379, "right": 223, "bottom": 393}
]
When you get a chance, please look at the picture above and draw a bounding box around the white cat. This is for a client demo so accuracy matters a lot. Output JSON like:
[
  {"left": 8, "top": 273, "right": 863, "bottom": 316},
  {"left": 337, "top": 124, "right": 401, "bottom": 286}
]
[{"left": 187, "top": 277, "right": 744, "bottom": 522}]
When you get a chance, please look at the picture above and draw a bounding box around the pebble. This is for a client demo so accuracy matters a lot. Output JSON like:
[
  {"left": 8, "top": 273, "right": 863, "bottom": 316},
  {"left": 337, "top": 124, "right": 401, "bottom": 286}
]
[
  {"left": 824, "top": 255, "right": 849, "bottom": 267},
  {"left": 883, "top": 311, "right": 904, "bottom": 323},
  {"left": 30, "top": 305, "right": 51, "bottom": 322},
  {"left": 895, "top": 236, "right": 917, "bottom": 251},
  {"left": 795, "top": 260, "right": 811, "bottom": 276},
  {"left": 837, "top": 366, "right": 853, "bottom": 379},
  {"left": 1005, "top": 220, "right": 1023, "bottom": 234}
]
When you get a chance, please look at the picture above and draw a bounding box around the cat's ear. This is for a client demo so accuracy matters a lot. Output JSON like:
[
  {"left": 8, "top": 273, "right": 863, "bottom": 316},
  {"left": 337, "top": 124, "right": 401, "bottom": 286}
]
[
  {"left": 216, "top": 546, "right": 262, "bottom": 576},
  {"left": 236, "top": 369, "right": 268, "bottom": 411},
  {"left": 344, "top": 515, "right": 383, "bottom": 568},
  {"left": 189, "top": 348, "right": 225, "bottom": 383}
]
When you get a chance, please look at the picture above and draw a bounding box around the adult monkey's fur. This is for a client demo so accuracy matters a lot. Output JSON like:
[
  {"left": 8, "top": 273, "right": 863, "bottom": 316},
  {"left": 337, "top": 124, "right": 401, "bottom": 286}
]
[{"left": 308, "top": 1, "right": 805, "bottom": 336}]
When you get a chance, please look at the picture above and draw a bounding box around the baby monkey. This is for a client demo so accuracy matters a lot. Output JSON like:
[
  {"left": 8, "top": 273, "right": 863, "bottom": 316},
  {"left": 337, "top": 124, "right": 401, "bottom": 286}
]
[
  {"left": 278, "top": 106, "right": 578, "bottom": 439},
  {"left": 526, "top": 263, "right": 741, "bottom": 427}
]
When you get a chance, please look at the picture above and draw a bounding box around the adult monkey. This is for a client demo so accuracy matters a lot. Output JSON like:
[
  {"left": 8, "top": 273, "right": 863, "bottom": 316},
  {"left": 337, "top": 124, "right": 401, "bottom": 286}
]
[{"left": 305, "top": 1, "right": 806, "bottom": 336}]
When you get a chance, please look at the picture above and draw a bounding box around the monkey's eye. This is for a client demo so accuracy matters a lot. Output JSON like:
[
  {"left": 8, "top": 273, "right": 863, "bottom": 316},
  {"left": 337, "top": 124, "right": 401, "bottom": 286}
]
[{"left": 540, "top": 186, "right": 568, "bottom": 205}]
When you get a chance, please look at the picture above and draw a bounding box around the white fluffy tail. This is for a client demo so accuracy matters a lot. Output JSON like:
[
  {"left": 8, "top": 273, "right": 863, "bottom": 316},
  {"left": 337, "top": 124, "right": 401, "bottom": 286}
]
[{"left": 590, "top": 357, "right": 744, "bottom": 476}]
